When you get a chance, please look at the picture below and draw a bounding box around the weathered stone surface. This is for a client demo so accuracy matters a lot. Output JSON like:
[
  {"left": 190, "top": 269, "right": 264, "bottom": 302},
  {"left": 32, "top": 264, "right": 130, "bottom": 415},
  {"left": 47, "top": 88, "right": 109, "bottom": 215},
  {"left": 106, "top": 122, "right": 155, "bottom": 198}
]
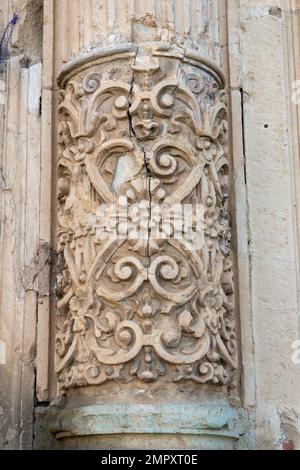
[
  {"left": 41, "top": 0, "right": 241, "bottom": 449},
  {"left": 0, "top": 0, "right": 42, "bottom": 450},
  {"left": 228, "top": 0, "right": 300, "bottom": 449},
  {"left": 1, "top": 0, "right": 300, "bottom": 451},
  {"left": 55, "top": 45, "right": 236, "bottom": 395},
  {"left": 52, "top": 0, "right": 225, "bottom": 67}
]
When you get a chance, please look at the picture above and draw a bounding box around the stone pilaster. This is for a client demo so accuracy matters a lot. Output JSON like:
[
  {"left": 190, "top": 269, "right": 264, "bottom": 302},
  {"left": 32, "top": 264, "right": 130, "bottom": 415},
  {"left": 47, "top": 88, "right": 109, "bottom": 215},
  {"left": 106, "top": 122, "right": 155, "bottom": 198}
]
[
  {"left": 35, "top": 0, "right": 246, "bottom": 450},
  {"left": 0, "top": 0, "right": 43, "bottom": 449}
]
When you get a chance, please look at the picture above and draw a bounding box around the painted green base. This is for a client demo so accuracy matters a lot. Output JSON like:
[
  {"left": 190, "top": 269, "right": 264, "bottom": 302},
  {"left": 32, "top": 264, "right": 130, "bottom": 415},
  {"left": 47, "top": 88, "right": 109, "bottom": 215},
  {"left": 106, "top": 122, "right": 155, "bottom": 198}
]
[{"left": 34, "top": 402, "right": 255, "bottom": 450}]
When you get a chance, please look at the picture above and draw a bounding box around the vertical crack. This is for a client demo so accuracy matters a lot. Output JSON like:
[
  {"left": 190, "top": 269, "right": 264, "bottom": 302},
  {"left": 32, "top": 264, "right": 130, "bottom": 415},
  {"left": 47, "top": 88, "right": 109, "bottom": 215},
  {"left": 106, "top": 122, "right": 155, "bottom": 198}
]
[
  {"left": 127, "top": 47, "right": 152, "bottom": 259},
  {"left": 240, "top": 87, "right": 247, "bottom": 185},
  {"left": 126, "top": 50, "right": 186, "bottom": 261}
]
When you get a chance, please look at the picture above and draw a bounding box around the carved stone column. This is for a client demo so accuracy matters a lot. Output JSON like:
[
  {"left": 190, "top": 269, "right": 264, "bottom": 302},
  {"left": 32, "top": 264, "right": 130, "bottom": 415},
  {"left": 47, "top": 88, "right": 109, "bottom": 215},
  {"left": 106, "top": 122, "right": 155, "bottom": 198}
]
[{"left": 37, "top": 0, "right": 247, "bottom": 450}]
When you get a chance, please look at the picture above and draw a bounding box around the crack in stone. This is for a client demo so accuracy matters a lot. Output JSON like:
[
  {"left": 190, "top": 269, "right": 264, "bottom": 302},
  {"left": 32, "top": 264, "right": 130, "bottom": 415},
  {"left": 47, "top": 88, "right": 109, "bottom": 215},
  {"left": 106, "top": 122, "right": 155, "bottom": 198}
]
[
  {"left": 127, "top": 47, "right": 153, "bottom": 261},
  {"left": 126, "top": 49, "right": 186, "bottom": 262}
]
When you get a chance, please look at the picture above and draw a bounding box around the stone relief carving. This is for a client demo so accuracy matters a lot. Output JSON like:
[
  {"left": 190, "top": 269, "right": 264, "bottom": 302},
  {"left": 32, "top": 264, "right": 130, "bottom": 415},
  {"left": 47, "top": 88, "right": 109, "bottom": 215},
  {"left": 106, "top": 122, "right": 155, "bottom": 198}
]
[{"left": 55, "top": 48, "right": 237, "bottom": 393}]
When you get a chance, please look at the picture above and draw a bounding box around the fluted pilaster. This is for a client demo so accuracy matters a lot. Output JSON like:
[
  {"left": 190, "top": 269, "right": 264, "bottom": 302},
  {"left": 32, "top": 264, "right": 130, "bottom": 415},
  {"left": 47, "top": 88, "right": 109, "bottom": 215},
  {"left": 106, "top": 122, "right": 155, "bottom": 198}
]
[{"left": 54, "top": 0, "right": 226, "bottom": 67}]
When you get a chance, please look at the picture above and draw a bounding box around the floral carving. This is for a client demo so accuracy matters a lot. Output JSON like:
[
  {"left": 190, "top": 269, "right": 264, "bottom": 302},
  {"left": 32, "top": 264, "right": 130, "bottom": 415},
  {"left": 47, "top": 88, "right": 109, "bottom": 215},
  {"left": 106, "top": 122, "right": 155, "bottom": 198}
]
[{"left": 55, "top": 50, "right": 237, "bottom": 393}]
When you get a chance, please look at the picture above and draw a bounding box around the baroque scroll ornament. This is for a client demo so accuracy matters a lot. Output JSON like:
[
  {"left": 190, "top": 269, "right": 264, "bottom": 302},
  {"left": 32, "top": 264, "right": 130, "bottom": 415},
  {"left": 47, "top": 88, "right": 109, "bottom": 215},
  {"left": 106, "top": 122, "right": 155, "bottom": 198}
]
[{"left": 55, "top": 49, "right": 237, "bottom": 393}]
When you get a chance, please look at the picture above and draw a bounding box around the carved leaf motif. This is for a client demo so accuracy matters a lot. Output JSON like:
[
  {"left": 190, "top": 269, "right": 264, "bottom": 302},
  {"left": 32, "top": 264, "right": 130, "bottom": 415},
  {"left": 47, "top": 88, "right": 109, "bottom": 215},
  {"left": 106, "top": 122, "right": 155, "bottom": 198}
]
[{"left": 55, "top": 51, "right": 237, "bottom": 393}]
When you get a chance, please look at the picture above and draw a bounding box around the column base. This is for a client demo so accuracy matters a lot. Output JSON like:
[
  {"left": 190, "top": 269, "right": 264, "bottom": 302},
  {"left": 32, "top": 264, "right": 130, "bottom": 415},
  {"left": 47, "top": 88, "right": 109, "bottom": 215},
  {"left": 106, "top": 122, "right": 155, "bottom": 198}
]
[{"left": 34, "top": 402, "right": 253, "bottom": 450}]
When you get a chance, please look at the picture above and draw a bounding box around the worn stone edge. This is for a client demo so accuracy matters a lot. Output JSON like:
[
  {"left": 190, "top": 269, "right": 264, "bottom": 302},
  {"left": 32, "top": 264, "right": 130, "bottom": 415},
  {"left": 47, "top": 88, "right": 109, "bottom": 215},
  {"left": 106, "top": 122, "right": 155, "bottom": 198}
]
[
  {"left": 57, "top": 42, "right": 226, "bottom": 89},
  {"left": 34, "top": 402, "right": 253, "bottom": 443}
]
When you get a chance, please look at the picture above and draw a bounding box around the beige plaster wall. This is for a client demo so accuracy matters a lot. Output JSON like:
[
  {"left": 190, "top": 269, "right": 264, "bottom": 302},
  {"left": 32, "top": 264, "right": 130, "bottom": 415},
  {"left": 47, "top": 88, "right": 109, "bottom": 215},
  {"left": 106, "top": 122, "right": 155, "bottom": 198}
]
[{"left": 228, "top": 0, "right": 300, "bottom": 449}]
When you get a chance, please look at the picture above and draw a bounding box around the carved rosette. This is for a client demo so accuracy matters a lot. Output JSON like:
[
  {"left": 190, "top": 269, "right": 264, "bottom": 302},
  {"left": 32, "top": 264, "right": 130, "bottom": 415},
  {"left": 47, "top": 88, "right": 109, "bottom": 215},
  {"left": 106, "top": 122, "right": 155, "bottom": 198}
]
[{"left": 55, "top": 47, "right": 237, "bottom": 394}]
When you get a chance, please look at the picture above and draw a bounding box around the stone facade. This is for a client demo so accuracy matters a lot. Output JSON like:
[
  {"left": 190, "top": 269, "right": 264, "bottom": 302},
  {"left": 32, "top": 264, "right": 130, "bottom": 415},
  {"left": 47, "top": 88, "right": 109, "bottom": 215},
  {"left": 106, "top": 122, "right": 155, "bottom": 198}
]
[{"left": 0, "top": 0, "right": 300, "bottom": 450}]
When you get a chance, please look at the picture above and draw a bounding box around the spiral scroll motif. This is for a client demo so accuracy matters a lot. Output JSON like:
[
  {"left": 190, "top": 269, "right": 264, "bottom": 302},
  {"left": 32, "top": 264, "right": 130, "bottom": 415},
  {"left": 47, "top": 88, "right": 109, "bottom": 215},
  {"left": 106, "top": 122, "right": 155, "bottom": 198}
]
[{"left": 55, "top": 48, "right": 237, "bottom": 393}]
